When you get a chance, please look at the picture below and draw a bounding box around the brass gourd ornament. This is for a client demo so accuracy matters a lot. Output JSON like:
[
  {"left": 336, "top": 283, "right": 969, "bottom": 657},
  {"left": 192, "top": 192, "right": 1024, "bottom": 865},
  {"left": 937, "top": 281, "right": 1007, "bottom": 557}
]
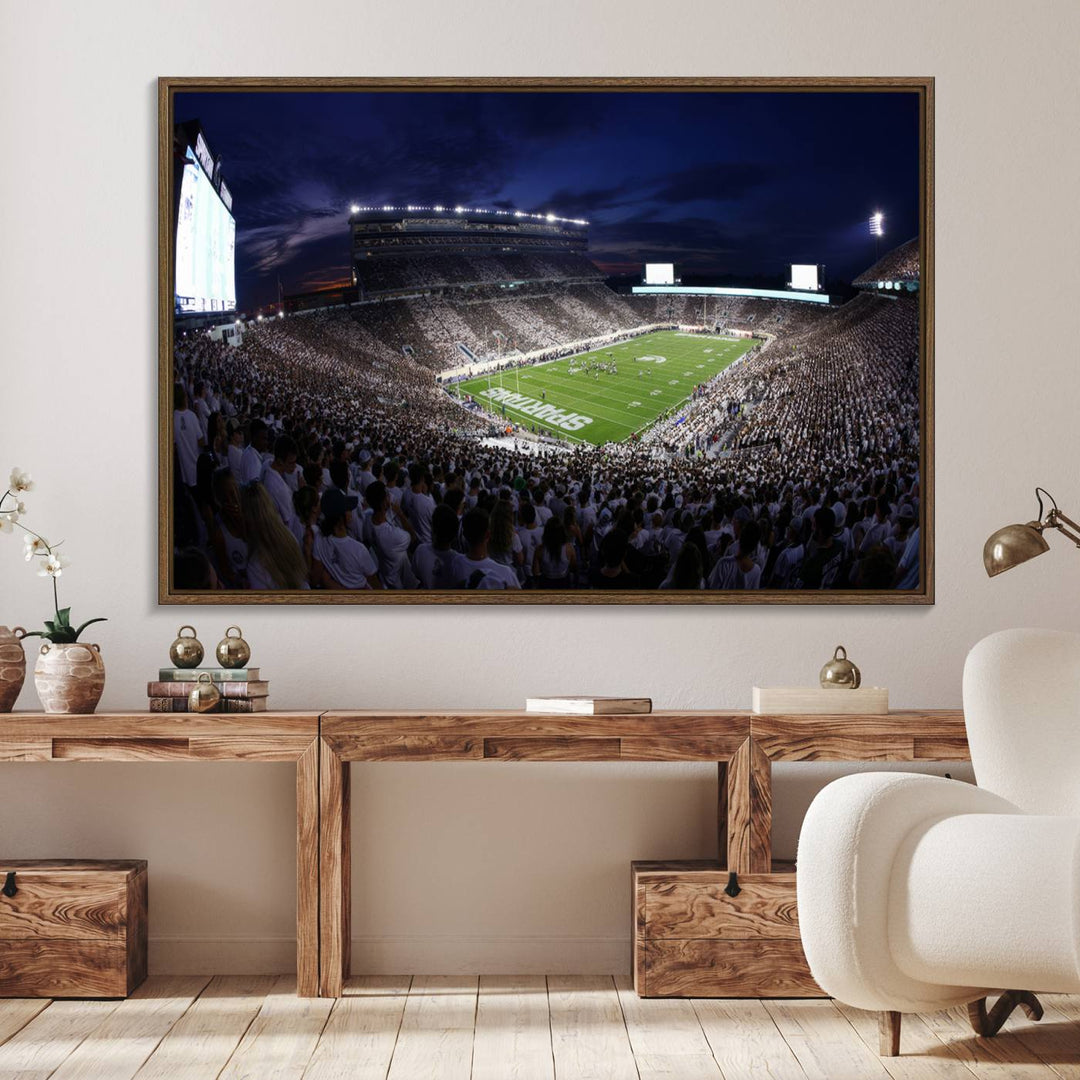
[
  {"left": 187, "top": 672, "right": 221, "bottom": 713},
  {"left": 169, "top": 625, "right": 204, "bottom": 668},
  {"left": 820, "top": 645, "right": 861, "bottom": 689},
  {"left": 215, "top": 626, "right": 251, "bottom": 669}
]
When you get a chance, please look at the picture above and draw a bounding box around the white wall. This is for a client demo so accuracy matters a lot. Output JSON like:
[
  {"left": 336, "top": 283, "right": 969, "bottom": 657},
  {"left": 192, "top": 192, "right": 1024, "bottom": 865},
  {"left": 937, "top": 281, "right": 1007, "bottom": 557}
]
[{"left": 2, "top": 0, "right": 1079, "bottom": 974}]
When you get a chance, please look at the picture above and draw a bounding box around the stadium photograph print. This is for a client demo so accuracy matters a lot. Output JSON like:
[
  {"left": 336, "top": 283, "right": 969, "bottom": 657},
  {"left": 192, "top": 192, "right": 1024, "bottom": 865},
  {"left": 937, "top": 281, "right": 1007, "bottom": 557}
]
[{"left": 159, "top": 77, "right": 933, "bottom": 605}]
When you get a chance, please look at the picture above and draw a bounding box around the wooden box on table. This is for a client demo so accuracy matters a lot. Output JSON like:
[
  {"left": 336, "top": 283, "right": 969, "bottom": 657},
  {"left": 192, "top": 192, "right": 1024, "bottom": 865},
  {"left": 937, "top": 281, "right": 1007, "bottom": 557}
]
[
  {"left": 632, "top": 860, "right": 821, "bottom": 998},
  {"left": 0, "top": 859, "right": 148, "bottom": 997}
]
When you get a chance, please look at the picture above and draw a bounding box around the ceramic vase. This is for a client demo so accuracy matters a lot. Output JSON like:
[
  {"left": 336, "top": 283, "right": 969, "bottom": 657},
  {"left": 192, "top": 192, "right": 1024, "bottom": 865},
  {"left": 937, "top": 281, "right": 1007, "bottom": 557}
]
[
  {"left": 0, "top": 626, "right": 27, "bottom": 712},
  {"left": 34, "top": 642, "right": 106, "bottom": 714}
]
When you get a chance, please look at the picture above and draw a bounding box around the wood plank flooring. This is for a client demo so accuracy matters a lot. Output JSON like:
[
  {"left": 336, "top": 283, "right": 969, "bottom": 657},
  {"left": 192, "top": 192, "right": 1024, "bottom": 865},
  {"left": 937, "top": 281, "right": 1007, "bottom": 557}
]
[{"left": 1, "top": 976, "right": 1078, "bottom": 1079}]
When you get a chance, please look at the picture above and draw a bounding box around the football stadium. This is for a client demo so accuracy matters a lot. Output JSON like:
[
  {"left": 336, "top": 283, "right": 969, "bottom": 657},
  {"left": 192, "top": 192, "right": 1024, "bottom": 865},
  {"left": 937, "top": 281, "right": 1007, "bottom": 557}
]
[{"left": 170, "top": 106, "right": 923, "bottom": 597}]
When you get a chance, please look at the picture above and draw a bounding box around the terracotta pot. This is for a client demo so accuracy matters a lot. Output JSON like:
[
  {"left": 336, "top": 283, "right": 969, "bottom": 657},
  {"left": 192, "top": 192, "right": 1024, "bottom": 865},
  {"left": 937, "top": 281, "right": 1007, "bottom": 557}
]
[
  {"left": 34, "top": 642, "right": 106, "bottom": 714},
  {"left": 0, "top": 626, "right": 27, "bottom": 713}
]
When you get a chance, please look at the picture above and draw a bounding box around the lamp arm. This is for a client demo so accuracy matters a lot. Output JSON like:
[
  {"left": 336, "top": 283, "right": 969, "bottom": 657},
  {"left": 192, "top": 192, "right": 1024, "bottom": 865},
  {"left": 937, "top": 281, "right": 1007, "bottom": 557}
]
[{"left": 1047, "top": 509, "right": 1080, "bottom": 548}]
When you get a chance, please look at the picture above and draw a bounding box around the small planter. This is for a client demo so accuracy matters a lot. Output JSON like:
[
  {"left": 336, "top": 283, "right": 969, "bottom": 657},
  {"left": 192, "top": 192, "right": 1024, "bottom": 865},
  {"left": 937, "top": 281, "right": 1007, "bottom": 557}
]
[
  {"left": 0, "top": 626, "right": 27, "bottom": 713},
  {"left": 34, "top": 642, "right": 106, "bottom": 714}
]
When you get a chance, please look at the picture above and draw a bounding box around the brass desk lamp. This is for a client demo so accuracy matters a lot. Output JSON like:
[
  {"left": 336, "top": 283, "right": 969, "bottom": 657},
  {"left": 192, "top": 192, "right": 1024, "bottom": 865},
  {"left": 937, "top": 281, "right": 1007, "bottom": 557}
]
[{"left": 984, "top": 488, "right": 1080, "bottom": 577}]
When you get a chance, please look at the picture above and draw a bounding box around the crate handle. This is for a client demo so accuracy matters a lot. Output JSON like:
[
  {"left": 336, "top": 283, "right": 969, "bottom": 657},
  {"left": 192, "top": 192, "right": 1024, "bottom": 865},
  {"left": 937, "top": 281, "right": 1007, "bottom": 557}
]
[
  {"left": 724, "top": 871, "right": 741, "bottom": 898},
  {"left": 2, "top": 871, "right": 15, "bottom": 898}
]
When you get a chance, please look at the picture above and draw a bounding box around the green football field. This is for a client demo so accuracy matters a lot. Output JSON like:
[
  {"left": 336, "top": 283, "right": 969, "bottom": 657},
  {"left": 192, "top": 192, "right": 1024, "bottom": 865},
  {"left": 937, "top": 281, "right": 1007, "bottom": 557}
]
[{"left": 454, "top": 330, "right": 758, "bottom": 446}]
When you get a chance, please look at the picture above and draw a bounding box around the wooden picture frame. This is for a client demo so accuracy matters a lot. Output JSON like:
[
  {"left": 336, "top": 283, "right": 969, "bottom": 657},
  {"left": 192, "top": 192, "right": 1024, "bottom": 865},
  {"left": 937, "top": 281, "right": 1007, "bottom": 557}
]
[{"left": 159, "top": 77, "right": 933, "bottom": 605}]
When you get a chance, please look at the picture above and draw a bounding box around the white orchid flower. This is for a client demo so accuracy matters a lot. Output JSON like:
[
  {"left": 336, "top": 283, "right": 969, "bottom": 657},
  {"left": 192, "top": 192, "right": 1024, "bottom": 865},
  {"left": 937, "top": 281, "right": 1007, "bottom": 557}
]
[
  {"left": 23, "top": 534, "right": 49, "bottom": 560},
  {"left": 8, "top": 469, "right": 34, "bottom": 493},
  {"left": 0, "top": 514, "right": 13, "bottom": 534},
  {"left": 38, "top": 552, "right": 69, "bottom": 578}
]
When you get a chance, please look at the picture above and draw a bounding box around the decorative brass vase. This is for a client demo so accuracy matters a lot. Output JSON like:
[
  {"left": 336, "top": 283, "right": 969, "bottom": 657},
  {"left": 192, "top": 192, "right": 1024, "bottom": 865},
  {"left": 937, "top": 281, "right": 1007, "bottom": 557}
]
[
  {"left": 215, "top": 626, "right": 251, "bottom": 669},
  {"left": 34, "top": 642, "right": 106, "bottom": 714},
  {"left": 819, "top": 645, "right": 861, "bottom": 689},
  {"left": 0, "top": 626, "right": 27, "bottom": 713},
  {"left": 169, "top": 625, "right": 204, "bottom": 668}
]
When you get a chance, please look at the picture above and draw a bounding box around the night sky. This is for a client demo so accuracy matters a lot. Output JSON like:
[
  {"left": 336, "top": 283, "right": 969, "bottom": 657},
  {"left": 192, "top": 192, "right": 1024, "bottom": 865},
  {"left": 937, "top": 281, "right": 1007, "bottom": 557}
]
[{"left": 175, "top": 90, "right": 920, "bottom": 311}]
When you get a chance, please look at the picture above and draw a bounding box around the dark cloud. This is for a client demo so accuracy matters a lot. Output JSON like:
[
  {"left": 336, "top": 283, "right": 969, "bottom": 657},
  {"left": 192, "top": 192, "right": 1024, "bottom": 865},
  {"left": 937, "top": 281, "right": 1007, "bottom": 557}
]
[
  {"left": 650, "top": 162, "right": 772, "bottom": 205},
  {"left": 540, "top": 181, "right": 640, "bottom": 216},
  {"left": 589, "top": 215, "right": 741, "bottom": 268}
]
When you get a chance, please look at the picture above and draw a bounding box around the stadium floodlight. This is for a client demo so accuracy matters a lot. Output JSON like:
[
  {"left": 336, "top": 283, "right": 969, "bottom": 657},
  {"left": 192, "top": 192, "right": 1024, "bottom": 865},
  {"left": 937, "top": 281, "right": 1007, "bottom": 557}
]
[
  {"left": 454, "top": 205, "right": 464, "bottom": 214},
  {"left": 349, "top": 204, "right": 360, "bottom": 214},
  {"left": 545, "top": 213, "right": 555, "bottom": 222},
  {"left": 870, "top": 211, "right": 885, "bottom": 237}
]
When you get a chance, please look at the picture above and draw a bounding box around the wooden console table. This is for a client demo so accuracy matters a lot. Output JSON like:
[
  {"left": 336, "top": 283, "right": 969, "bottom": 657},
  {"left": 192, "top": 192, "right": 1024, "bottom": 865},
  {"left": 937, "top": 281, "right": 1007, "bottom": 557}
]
[
  {"left": 0, "top": 712, "right": 322, "bottom": 997},
  {"left": 318, "top": 708, "right": 969, "bottom": 998},
  {"left": 1, "top": 708, "right": 971, "bottom": 999}
]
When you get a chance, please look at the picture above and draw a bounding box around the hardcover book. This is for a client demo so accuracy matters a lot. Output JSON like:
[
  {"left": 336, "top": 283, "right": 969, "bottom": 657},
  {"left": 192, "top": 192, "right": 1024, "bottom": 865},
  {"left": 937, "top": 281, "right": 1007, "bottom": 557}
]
[
  {"left": 157, "top": 668, "right": 261, "bottom": 681},
  {"left": 221, "top": 698, "right": 268, "bottom": 713},
  {"left": 147, "top": 680, "right": 269, "bottom": 699},
  {"left": 147, "top": 696, "right": 269, "bottom": 713},
  {"left": 524, "top": 696, "right": 652, "bottom": 715}
]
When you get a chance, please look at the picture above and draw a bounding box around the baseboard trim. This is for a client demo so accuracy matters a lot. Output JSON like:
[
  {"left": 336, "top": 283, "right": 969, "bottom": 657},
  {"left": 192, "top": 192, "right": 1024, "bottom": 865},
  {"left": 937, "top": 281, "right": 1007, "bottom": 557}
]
[
  {"left": 149, "top": 934, "right": 630, "bottom": 975},
  {"left": 352, "top": 934, "right": 630, "bottom": 975},
  {"left": 149, "top": 936, "right": 297, "bottom": 974}
]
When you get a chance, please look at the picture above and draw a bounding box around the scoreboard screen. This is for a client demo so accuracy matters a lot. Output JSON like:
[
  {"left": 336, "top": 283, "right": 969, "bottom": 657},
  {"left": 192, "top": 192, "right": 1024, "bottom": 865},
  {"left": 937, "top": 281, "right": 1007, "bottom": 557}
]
[
  {"left": 789, "top": 264, "right": 822, "bottom": 291},
  {"left": 175, "top": 147, "right": 236, "bottom": 314},
  {"left": 645, "top": 263, "right": 675, "bottom": 285}
]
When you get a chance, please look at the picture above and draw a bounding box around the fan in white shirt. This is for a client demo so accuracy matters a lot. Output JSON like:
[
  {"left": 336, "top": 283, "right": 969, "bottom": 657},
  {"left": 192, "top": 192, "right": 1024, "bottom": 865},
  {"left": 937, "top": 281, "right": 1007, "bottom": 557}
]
[
  {"left": 173, "top": 385, "right": 202, "bottom": 489},
  {"left": 313, "top": 489, "right": 380, "bottom": 590},
  {"left": 516, "top": 503, "right": 543, "bottom": 580},
  {"left": 405, "top": 464, "right": 436, "bottom": 545},
  {"left": 366, "top": 480, "right": 418, "bottom": 589},
  {"left": 261, "top": 434, "right": 301, "bottom": 534},
  {"left": 239, "top": 419, "right": 270, "bottom": 486},
  {"left": 412, "top": 504, "right": 462, "bottom": 589},
  {"left": 452, "top": 508, "right": 521, "bottom": 590}
]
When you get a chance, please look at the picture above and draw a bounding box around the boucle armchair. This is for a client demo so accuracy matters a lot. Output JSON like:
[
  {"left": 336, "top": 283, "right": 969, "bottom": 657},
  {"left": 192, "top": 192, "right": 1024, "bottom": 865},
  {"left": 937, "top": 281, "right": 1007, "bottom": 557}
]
[{"left": 796, "top": 628, "right": 1080, "bottom": 1055}]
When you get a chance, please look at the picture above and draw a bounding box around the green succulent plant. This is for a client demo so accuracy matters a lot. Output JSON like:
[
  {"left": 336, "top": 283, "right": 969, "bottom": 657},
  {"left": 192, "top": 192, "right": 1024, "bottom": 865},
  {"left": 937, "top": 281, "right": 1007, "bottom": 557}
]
[{"left": 20, "top": 606, "right": 108, "bottom": 645}]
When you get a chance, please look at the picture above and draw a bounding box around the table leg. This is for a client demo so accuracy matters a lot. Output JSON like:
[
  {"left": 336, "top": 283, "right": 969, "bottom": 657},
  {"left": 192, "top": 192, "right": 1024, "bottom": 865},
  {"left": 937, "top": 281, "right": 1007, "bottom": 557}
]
[
  {"left": 717, "top": 760, "right": 728, "bottom": 869},
  {"left": 319, "top": 738, "right": 351, "bottom": 997},
  {"left": 296, "top": 738, "right": 320, "bottom": 997},
  {"left": 726, "top": 738, "right": 772, "bottom": 874}
]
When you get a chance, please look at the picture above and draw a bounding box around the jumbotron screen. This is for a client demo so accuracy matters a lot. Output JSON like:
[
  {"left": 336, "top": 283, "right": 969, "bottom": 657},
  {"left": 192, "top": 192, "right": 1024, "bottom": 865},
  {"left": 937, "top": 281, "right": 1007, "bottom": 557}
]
[
  {"left": 644, "top": 262, "right": 675, "bottom": 285},
  {"left": 789, "top": 264, "right": 821, "bottom": 291},
  {"left": 175, "top": 147, "right": 236, "bottom": 314}
]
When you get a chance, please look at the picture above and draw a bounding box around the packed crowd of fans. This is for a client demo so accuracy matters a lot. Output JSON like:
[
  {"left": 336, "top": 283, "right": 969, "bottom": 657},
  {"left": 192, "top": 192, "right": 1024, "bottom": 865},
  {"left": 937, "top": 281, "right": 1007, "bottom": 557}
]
[
  {"left": 348, "top": 282, "right": 663, "bottom": 371},
  {"left": 356, "top": 250, "right": 601, "bottom": 294},
  {"left": 853, "top": 237, "right": 919, "bottom": 288},
  {"left": 172, "top": 248, "right": 921, "bottom": 593}
]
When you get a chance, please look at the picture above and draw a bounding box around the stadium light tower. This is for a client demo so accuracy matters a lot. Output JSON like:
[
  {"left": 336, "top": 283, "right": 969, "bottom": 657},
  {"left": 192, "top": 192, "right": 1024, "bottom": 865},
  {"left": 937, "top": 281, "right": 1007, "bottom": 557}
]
[
  {"left": 349, "top": 204, "right": 360, "bottom": 215},
  {"left": 870, "top": 210, "right": 885, "bottom": 258}
]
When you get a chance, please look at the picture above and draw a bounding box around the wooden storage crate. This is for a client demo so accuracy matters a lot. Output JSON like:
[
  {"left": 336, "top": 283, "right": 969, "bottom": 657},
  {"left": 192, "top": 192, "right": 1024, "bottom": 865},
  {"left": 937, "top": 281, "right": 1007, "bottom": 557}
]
[
  {"left": 0, "top": 859, "right": 148, "bottom": 998},
  {"left": 632, "top": 860, "right": 822, "bottom": 998}
]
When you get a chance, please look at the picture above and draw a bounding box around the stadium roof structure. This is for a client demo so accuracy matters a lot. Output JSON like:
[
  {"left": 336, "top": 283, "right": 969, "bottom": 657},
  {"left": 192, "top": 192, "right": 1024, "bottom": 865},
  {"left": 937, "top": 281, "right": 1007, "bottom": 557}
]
[
  {"left": 853, "top": 237, "right": 919, "bottom": 289},
  {"left": 348, "top": 204, "right": 588, "bottom": 227}
]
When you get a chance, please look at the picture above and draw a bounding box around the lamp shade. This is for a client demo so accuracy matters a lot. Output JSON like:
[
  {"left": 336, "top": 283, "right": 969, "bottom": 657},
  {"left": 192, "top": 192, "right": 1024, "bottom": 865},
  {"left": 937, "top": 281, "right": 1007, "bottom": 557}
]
[{"left": 983, "top": 522, "right": 1050, "bottom": 577}]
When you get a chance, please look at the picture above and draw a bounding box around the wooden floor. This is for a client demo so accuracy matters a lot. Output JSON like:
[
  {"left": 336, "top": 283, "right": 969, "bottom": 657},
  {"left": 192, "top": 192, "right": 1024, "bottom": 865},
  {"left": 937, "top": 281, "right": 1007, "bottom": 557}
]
[{"left": 2, "top": 975, "right": 1079, "bottom": 1080}]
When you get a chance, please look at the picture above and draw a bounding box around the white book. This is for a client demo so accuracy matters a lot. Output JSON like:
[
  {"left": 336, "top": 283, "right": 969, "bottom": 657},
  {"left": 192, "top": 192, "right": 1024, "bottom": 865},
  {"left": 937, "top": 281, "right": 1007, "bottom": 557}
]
[
  {"left": 752, "top": 686, "right": 888, "bottom": 715},
  {"left": 525, "top": 696, "right": 652, "bottom": 715}
]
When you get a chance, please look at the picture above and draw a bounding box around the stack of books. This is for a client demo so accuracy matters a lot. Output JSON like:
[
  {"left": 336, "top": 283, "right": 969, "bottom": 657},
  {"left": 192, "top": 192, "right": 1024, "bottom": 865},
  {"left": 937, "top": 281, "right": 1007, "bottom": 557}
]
[{"left": 148, "top": 668, "right": 269, "bottom": 713}]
